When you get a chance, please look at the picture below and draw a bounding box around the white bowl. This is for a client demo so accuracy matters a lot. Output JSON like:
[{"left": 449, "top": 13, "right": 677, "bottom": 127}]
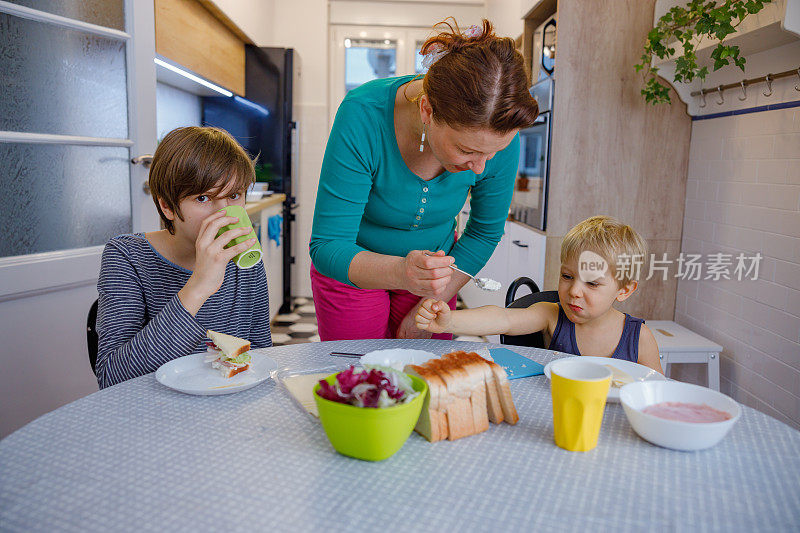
[
  {"left": 360, "top": 348, "right": 437, "bottom": 371},
  {"left": 619, "top": 381, "right": 741, "bottom": 451}
]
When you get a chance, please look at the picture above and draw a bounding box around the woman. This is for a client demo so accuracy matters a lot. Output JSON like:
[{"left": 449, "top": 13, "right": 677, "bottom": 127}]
[{"left": 310, "top": 19, "right": 539, "bottom": 341}]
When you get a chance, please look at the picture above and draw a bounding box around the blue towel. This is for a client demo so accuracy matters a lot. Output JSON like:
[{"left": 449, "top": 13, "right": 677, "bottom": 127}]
[{"left": 268, "top": 214, "right": 283, "bottom": 246}]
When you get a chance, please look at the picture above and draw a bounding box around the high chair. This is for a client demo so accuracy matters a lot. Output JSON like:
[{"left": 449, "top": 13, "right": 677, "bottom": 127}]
[{"left": 500, "top": 277, "right": 558, "bottom": 349}]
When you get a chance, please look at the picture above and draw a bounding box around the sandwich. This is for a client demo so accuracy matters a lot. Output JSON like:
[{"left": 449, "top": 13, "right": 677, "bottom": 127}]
[{"left": 205, "top": 330, "right": 251, "bottom": 378}]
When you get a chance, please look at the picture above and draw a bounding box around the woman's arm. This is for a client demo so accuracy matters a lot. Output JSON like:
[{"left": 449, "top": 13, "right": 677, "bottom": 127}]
[
  {"left": 348, "top": 249, "right": 456, "bottom": 298},
  {"left": 448, "top": 135, "right": 519, "bottom": 276}
]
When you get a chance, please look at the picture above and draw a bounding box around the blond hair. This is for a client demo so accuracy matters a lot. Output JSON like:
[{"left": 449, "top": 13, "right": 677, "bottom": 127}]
[
  {"left": 149, "top": 127, "right": 255, "bottom": 234},
  {"left": 560, "top": 216, "right": 648, "bottom": 287}
]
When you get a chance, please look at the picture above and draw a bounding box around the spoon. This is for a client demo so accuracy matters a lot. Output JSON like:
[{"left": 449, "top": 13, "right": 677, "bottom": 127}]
[{"left": 424, "top": 253, "right": 502, "bottom": 292}]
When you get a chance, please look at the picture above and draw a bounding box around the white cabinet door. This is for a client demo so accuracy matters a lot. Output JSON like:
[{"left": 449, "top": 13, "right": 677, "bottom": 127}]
[
  {"left": 256, "top": 204, "right": 284, "bottom": 322},
  {"left": 458, "top": 221, "right": 510, "bottom": 310},
  {"left": 506, "top": 222, "right": 547, "bottom": 293}
]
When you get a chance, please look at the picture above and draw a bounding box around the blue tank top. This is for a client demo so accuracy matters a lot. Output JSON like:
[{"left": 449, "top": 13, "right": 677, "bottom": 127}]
[{"left": 547, "top": 305, "right": 644, "bottom": 363}]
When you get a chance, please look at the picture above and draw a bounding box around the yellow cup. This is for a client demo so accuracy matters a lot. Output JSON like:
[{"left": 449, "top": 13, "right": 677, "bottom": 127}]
[{"left": 550, "top": 360, "right": 612, "bottom": 452}]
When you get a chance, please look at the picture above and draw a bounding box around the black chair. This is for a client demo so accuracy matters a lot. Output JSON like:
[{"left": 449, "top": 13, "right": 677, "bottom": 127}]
[
  {"left": 87, "top": 299, "right": 99, "bottom": 376},
  {"left": 500, "top": 277, "right": 559, "bottom": 349}
]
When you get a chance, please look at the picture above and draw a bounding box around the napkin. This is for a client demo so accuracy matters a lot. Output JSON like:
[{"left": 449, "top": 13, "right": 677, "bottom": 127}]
[
  {"left": 488, "top": 347, "right": 545, "bottom": 379},
  {"left": 282, "top": 373, "right": 330, "bottom": 417}
]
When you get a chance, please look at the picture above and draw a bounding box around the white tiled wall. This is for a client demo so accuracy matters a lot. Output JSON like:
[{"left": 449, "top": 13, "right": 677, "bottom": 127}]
[{"left": 675, "top": 106, "right": 800, "bottom": 429}]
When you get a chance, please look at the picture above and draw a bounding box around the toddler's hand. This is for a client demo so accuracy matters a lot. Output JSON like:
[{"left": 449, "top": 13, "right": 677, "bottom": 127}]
[{"left": 414, "top": 298, "right": 452, "bottom": 334}]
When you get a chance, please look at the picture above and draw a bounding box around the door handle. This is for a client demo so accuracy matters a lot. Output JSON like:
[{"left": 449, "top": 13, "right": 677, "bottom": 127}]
[
  {"left": 131, "top": 154, "right": 154, "bottom": 168},
  {"left": 132, "top": 154, "right": 154, "bottom": 195},
  {"left": 512, "top": 240, "right": 528, "bottom": 248}
]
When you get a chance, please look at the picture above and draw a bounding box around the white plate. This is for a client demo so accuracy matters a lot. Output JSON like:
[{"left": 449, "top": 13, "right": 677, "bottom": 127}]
[
  {"left": 543, "top": 356, "right": 666, "bottom": 402},
  {"left": 361, "top": 348, "right": 438, "bottom": 371},
  {"left": 155, "top": 353, "right": 278, "bottom": 395}
]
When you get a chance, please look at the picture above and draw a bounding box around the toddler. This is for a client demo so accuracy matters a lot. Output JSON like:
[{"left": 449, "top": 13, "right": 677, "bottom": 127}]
[
  {"left": 415, "top": 216, "right": 662, "bottom": 372},
  {"left": 96, "top": 127, "right": 272, "bottom": 388}
]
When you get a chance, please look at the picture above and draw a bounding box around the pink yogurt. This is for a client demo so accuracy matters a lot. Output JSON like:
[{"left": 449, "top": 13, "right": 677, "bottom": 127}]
[{"left": 642, "top": 402, "right": 732, "bottom": 423}]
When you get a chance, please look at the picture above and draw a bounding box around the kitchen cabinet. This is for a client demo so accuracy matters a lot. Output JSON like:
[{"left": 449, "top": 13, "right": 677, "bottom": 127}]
[
  {"left": 506, "top": 221, "right": 546, "bottom": 292},
  {"left": 247, "top": 196, "right": 285, "bottom": 322},
  {"left": 458, "top": 219, "right": 547, "bottom": 313},
  {"left": 155, "top": 0, "right": 248, "bottom": 95}
]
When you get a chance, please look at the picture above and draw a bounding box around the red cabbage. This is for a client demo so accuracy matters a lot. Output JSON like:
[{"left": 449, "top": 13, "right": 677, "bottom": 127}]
[{"left": 316, "top": 366, "right": 413, "bottom": 408}]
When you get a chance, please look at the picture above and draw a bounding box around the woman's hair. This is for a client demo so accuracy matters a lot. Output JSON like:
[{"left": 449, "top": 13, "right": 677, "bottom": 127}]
[
  {"left": 561, "top": 216, "right": 648, "bottom": 287},
  {"left": 417, "top": 18, "right": 539, "bottom": 132},
  {"left": 149, "top": 126, "right": 255, "bottom": 234}
]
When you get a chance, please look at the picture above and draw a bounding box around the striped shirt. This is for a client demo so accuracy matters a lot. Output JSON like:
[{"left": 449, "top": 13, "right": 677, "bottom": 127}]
[{"left": 96, "top": 233, "right": 272, "bottom": 389}]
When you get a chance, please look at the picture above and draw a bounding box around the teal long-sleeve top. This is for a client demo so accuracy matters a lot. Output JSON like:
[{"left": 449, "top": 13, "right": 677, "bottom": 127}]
[{"left": 310, "top": 75, "right": 519, "bottom": 287}]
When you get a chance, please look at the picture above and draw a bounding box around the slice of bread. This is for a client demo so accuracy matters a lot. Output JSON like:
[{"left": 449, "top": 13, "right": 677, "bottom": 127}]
[
  {"left": 404, "top": 364, "right": 446, "bottom": 442},
  {"left": 424, "top": 358, "right": 475, "bottom": 440},
  {"left": 459, "top": 352, "right": 504, "bottom": 425},
  {"left": 207, "top": 330, "right": 251, "bottom": 358},
  {"left": 486, "top": 360, "right": 519, "bottom": 425},
  {"left": 444, "top": 352, "right": 489, "bottom": 434}
]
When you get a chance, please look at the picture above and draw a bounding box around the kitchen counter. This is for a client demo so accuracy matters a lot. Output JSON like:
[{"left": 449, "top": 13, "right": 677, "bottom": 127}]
[{"left": 245, "top": 193, "right": 285, "bottom": 216}]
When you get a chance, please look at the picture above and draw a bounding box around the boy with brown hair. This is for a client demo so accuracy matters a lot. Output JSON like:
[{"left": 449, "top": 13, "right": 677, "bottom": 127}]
[
  {"left": 96, "top": 127, "right": 272, "bottom": 388},
  {"left": 415, "top": 216, "right": 662, "bottom": 372}
]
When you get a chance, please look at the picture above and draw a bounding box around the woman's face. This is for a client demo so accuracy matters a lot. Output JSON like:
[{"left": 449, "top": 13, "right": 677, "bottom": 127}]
[{"left": 419, "top": 95, "right": 518, "bottom": 175}]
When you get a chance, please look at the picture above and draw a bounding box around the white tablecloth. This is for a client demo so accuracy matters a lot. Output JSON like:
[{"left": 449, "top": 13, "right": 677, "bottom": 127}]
[{"left": 1, "top": 339, "right": 798, "bottom": 532}]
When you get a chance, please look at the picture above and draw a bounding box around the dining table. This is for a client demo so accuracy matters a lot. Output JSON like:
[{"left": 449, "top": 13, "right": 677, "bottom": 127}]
[{"left": 1, "top": 339, "right": 798, "bottom": 532}]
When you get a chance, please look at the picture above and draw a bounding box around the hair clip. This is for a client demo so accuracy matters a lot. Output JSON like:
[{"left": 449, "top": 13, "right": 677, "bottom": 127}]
[{"left": 420, "top": 25, "right": 484, "bottom": 70}]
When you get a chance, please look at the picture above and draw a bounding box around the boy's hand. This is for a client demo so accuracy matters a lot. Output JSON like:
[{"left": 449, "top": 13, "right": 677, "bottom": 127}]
[
  {"left": 179, "top": 210, "right": 256, "bottom": 315},
  {"left": 414, "top": 298, "right": 452, "bottom": 334}
]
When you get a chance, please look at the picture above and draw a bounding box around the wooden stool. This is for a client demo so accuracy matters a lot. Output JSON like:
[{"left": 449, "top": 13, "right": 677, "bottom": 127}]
[{"left": 646, "top": 320, "right": 723, "bottom": 391}]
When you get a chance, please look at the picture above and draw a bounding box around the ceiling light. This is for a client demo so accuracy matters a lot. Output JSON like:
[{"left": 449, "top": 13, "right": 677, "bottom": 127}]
[{"left": 154, "top": 58, "right": 233, "bottom": 97}]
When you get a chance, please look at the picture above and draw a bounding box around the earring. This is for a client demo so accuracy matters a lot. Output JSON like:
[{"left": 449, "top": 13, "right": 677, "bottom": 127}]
[{"left": 419, "top": 123, "right": 427, "bottom": 153}]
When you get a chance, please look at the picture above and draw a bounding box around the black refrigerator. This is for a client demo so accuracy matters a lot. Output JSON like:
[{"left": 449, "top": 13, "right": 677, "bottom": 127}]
[{"left": 202, "top": 46, "right": 296, "bottom": 314}]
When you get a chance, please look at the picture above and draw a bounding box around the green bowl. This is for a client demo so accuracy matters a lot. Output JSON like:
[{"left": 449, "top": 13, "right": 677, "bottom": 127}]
[{"left": 313, "top": 372, "right": 428, "bottom": 461}]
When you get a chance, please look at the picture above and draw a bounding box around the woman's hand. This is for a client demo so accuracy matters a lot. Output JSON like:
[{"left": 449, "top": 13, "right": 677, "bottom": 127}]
[
  {"left": 179, "top": 210, "right": 257, "bottom": 315},
  {"left": 397, "top": 250, "right": 454, "bottom": 298},
  {"left": 414, "top": 298, "right": 452, "bottom": 334},
  {"left": 396, "top": 303, "right": 434, "bottom": 339}
]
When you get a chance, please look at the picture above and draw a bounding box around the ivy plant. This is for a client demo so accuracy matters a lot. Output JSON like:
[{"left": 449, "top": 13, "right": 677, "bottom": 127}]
[{"left": 635, "top": 0, "right": 770, "bottom": 105}]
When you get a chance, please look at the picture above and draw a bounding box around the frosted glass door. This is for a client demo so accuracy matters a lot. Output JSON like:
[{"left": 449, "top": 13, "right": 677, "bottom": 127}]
[{"left": 0, "top": 1, "right": 140, "bottom": 258}]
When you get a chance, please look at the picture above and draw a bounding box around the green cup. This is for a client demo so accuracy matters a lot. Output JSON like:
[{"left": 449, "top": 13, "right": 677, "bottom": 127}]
[{"left": 215, "top": 205, "right": 262, "bottom": 269}]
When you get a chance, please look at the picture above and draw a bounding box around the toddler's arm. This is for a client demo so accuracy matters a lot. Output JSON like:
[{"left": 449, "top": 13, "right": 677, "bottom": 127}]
[
  {"left": 637, "top": 324, "right": 663, "bottom": 374},
  {"left": 415, "top": 299, "right": 554, "bottom": 337}
]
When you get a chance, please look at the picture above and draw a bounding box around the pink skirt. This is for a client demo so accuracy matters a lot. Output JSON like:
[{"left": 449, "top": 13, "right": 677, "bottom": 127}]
[{"left": 310, "top": 264, "right": 456, "bottom": 341}]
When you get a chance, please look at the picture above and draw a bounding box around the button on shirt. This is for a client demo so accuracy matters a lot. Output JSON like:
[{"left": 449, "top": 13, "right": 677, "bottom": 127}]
[{"left": 310, "top": 75, "right": 520, "bottom": 286}]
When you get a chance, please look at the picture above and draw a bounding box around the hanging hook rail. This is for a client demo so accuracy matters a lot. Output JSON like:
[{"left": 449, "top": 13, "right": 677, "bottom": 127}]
[
  {"left": 763, "top": 74, "right": 773, "bottom": 97},
  {"left": 689, "top": 66, "right": 799, "bottom": 98},
  {"left": 698, "top": 88, "right": 707, "bottom": 108}
]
